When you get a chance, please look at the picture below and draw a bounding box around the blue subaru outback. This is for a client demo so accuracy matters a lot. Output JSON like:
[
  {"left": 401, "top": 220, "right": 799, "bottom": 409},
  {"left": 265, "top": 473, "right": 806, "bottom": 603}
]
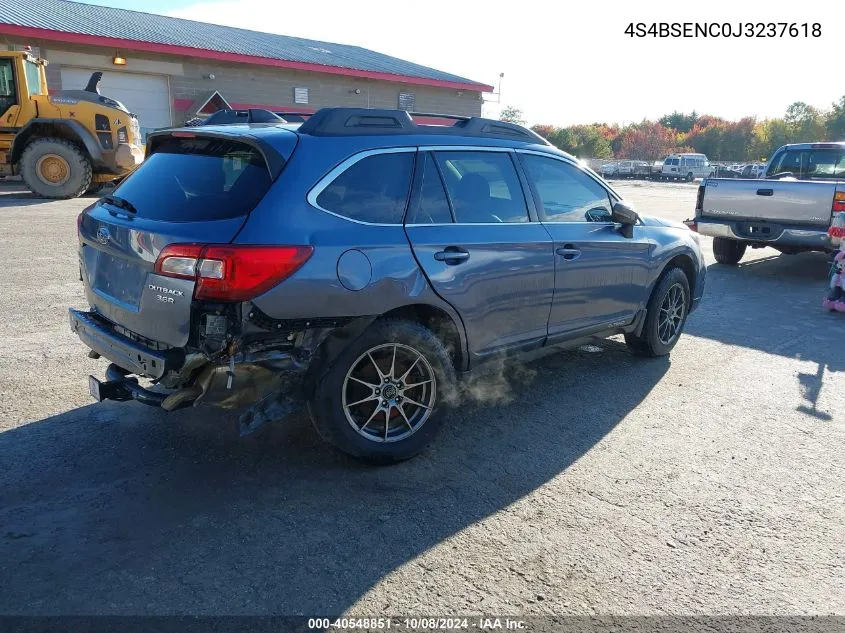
[{"left": 70, "top": 108, "right": 705, "bottom": 463}]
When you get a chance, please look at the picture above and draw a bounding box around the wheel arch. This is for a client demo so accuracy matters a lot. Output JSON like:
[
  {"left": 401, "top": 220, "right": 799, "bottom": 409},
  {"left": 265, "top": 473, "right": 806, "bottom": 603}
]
[
  {"left": 378, "top": 303, "right": 467, "bottom": 372},
  {"left": 11, "top": 119, "right": 102, "bottom": 165},
  {"left": 302, "top": 301, "right": 468, "bottom": 400}
]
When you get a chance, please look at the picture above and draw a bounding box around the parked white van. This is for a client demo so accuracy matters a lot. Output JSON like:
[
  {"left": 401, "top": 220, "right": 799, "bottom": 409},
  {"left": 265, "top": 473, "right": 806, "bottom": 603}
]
[{"left": 661, "top": 153, "right": 714, "bottom": 181}]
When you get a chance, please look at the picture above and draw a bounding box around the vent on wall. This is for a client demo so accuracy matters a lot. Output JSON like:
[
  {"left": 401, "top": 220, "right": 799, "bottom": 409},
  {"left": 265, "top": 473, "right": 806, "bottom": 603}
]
[
  {"left": 398, "top": 92, "right": 415, "bottom": 111},
  {"left": 294, "top": 87, "right": 309, "bottom": 104}
]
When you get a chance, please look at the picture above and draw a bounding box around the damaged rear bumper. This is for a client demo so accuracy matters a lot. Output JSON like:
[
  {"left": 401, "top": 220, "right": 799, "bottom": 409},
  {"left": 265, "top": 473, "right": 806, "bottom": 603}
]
[{"left": 71, "top": 308, "right": 310, "bottom": 433}]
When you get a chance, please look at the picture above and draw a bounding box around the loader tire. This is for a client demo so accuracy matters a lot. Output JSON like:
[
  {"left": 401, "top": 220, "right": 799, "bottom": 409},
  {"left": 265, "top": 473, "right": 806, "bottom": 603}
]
[{"left": 20, "top": 138, "right": 92, "bottom": 199}]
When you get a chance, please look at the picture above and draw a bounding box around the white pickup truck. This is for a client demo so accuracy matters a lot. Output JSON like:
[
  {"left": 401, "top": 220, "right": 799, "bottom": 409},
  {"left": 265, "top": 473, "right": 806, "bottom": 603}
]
[{"left": 690, "top": 142, "right": 845, "bottom": 264}]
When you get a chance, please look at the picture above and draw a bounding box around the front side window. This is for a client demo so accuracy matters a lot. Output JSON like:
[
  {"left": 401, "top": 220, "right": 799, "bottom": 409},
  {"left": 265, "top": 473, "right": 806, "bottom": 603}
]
[
  {"left": 0, "top": 59, "right": 16, "bottom": 102},
  {"left": 316, "top": 152, "right": 414, "bottom": 224},
  {"left": 435, "top": 151, "right": 528, "bottom": 224},
  {"left": 23, "top": 60, "right": 43, "bottom": 96},
  {"left": 768, "top": 149, "right": 805, "bottom": 177},
  {"left": 520, "top": 154, "right": 614, "bottom": 223}
]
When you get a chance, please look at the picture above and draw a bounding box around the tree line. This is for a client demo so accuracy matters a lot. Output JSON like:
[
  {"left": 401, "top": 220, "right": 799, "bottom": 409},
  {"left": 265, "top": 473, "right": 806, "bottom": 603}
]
[{"left": 498, "top": 98, "right": 845, "bottom": 162}]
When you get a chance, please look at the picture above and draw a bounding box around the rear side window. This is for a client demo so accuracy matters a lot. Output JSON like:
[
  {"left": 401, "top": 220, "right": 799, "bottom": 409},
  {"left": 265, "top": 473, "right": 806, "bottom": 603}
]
[
  {"left": 407, "top": 153, "right": 453, "bottom": 224},
  {"left": 112, "top": 137, "right": 272, "bottom": 222},
  {"left": 316, "top": 152, "right": 414, "bottom": 224},
  {"left": 435, "top": 151, "right": 528, "bottom": 224}
]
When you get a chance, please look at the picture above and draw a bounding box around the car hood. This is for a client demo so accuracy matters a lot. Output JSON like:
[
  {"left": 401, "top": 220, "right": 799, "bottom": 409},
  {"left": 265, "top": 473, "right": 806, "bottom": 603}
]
[{"left": 639, "top": 214, "right": 690, "bottom": 231}]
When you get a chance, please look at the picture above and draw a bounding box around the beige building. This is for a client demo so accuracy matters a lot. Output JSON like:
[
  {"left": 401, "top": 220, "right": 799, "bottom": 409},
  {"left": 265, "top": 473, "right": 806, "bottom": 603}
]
[{"left": 1, "top": 0, "right": 492, "bottom": 137}]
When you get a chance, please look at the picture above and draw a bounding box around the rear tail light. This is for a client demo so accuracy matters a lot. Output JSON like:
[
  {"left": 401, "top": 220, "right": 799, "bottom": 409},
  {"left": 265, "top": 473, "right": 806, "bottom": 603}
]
[
  {"left": 695, "top": 184, "right": 705, "bottom": 214},
  {"left": 154, "top": 244, "right": 314, "bottom": 301},
  {"left": 684, "top": 219, "right": 698, "bottom": 232},
  {"left": 833, "top": 191, "right": 845, "bottom": 213}
]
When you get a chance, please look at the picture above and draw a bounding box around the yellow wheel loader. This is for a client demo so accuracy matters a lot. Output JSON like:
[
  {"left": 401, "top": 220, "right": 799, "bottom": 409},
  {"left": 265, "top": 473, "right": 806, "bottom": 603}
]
[{"left": 0, "top": 50, "right": 144, "bottom": 199}]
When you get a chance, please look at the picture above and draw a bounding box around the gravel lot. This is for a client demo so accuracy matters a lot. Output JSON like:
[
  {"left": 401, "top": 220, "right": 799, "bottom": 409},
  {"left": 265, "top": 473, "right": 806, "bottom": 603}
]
[{"left": 1, "top": 180, "right": 843, "bottom": 616}]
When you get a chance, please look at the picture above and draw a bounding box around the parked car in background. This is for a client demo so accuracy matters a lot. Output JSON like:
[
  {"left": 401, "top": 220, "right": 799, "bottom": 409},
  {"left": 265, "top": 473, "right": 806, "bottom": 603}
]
[
  {"left": 691, "top": 142, "right": 845, "bottom": 264},
  {"left": 70, "top": 107, "right": 706, "bottom": 463},
  {"left": 740, "top": 163, "right": 767, "bottom": 179},
  {"left": 600, "top": 161, "right": 619, "bottom": 177},
  {"left": 661, "top": 153, "right": 714, "bottom": 181}
]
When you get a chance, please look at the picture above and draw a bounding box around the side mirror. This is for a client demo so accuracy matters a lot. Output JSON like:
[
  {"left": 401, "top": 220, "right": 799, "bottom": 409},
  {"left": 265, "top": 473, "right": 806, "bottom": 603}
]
[
  {"left": 612, "top": 201, "right": 639, "bottom": 238},
  {"left": 612, "top": 201, "right": 639, "bottom": 225}
]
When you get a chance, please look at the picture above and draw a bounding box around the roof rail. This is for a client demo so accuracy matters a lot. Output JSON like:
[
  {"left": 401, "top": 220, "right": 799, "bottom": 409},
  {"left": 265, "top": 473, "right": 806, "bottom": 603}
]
[{"left": 296, "top": 108, "right": 548, "bottom": 144}]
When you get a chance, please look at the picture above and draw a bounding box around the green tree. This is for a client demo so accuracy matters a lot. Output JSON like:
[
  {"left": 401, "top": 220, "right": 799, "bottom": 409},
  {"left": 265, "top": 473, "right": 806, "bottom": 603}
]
[
  {"left": 784, "top": 101, "right": 825, "bottom": 142},
  {"left": 499, "top": 106, "right": 525, "bottom": 125},
  {"left": 827, "top": 96, "right": 845, "bottom": 140},
  {"left": 659, "top": 111, "right": 698, "bottom": 133}
]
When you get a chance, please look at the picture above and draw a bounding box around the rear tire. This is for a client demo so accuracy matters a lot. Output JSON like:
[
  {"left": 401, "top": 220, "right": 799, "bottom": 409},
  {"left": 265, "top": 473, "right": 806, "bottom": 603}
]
[
  {"left": 713, "top": 237, "right": 747, "bottom": 265},
  {"left": 308, "top": 319, "right": 457, "bottom": 464},
  {"left": 626, "top": 267, "right": 690, "bottom": 357},
  {"left": 686, "top": 172, "right": 694, "bottom": 181},
  {"left": 20, "top": 138, "right": 92, "bottom": 199}
]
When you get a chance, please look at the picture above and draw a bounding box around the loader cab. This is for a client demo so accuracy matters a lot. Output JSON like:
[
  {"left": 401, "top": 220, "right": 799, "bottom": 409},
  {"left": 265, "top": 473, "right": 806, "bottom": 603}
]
[{"left": 0, "top": 52, "right": 47, "bottom": 127}]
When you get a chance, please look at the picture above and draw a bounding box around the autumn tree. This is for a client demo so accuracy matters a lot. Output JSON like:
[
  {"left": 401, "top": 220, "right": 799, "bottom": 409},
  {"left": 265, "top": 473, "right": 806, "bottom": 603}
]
[{"left": 617, "top": 122, "right": 677, "bottom": 161}]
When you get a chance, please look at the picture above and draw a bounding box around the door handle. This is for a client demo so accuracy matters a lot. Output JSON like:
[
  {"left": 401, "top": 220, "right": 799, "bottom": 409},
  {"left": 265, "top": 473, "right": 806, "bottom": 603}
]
[
  {"left": 556, "top": 245, "right": 582, "bottom": 260},
  {"left": 434, "top": 248, "right": 470, "bottom": 264},
  {"left": 756, "top": 188, "right": 774, "bottom": 196}
]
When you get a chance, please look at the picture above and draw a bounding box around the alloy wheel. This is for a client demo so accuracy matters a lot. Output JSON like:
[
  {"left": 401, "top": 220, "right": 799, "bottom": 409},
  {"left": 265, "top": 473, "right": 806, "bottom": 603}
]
[
  {"left": 342, "top": 343, "right": 437, "bottom": 443},
  {"left": 658, "top": 283, "right": 686, "bottom": 345}
]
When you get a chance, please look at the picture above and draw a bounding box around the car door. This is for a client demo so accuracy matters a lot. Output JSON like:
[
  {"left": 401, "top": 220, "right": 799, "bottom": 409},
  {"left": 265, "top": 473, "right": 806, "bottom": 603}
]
[
  {"left": 404, "top": 149, "right": 555, "bottom": 361},
  {"left": 517, "top": 151, "right": 652, "bottom": 340}
]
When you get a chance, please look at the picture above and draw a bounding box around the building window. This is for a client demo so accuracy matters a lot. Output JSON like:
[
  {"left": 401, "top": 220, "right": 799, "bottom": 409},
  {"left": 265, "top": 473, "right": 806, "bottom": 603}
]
[
  {"left": 398, "top": 92, "right": 415, "bottom": 111},
  {"left": 294, "top": 87, "right": 309, "bottom": 104}
]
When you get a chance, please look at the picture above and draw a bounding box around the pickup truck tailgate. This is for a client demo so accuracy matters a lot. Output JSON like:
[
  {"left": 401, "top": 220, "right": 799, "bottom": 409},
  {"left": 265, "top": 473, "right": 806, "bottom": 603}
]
[{"left": 700, "top": 179, "right": 837, "bottom": 228}]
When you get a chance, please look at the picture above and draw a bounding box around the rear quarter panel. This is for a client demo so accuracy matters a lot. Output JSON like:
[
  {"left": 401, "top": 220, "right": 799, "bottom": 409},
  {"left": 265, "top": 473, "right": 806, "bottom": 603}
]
[{"left": 234, "top": 139, "right": 468, "bottom": 359}]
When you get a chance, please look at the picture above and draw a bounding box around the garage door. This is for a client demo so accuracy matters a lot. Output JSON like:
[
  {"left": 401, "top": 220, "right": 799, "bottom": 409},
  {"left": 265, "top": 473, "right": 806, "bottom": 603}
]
[{"left": 60, "top": 68, "right": 171, "bottom": 139}]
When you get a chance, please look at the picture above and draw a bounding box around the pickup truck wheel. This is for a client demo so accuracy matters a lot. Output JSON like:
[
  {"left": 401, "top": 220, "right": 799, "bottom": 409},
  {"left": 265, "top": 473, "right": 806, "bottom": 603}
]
[
  {"left": 626, "top": 267, "right": 690, "bottom": 357},
  {"left": 308, "top": 319, "right": 456, "bottom": 464},
  {"left": 713, "top": 237, "right": 747, "bottom": 265},
  {"left": 20, "top": 138, "right": 92, "bottom": 199}
]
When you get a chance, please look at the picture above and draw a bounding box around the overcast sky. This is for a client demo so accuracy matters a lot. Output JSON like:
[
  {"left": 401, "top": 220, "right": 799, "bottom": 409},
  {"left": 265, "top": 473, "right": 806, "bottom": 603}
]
[{"left": 86, "top": 0, "right": 838, "bottom": 126}]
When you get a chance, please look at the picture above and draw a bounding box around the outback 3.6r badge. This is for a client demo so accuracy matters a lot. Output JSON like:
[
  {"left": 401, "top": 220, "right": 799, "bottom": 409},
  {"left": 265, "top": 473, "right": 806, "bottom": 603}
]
[{"left": 149, "top": 284, "right": 184, "bottom": 304}]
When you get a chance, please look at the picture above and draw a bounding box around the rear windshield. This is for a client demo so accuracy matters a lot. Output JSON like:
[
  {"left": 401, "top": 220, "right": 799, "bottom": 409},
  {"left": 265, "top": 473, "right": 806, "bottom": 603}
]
[
  {"left": 767, "top": 148, "right": 845, "bottom": 180},
  {"left": 110, "top": 137, "right": 272, "bottom": 221}
]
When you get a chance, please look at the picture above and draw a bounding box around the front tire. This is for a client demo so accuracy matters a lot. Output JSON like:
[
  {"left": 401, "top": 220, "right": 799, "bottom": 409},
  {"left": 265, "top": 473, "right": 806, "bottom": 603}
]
[
  {"left": 713, "top": 237, "right": 747, "bottom": 265},
  {"left": 20, "top": 138, "right": 92, "bottom": 199},
  {"left": 626, "top": 267, "right": 690, "bottom": 357},
  {"left": 308, "top": 319, "right": 456, "bottom": 464}
]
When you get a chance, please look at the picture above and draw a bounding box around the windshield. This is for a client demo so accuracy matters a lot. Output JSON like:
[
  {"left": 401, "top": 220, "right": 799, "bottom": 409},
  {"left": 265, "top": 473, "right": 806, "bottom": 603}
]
[
  {"left": 109, "top": 137, "right": 273, "bottom": 222},
  {"left": 23, "top": 60, "right": 43, "bottom": 96}
]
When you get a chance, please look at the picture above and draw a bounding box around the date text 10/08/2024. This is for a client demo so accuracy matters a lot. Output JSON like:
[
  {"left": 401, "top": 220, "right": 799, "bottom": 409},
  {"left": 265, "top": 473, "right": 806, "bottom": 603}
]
[
  {"left": 625, "top": 22, "right": 821, "bottom": 38},
  {"left": 307, "top": 618, "right": 527, "bottom": 630}
]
